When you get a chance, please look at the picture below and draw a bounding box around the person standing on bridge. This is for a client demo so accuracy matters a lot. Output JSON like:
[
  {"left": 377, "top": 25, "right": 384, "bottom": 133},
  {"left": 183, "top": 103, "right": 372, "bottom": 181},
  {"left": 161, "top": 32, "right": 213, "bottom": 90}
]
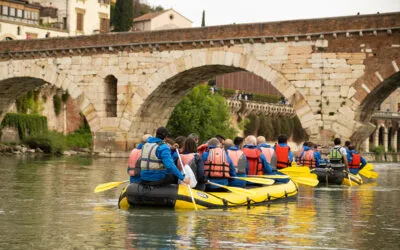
[{"left": 140, "top": 127, "right": 190, "bottom": 186}]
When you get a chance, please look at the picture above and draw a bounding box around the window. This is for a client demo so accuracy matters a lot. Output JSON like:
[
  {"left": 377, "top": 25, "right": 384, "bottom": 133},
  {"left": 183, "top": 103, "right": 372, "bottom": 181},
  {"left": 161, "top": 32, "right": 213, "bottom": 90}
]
[
  {"left": 76, "top": 12, "right": 84, "bottom": 31},
  {"left": 2, "top": 6, "right": 8, "bottom": 16},
  {"left": 99, "top": 18, "right": 109, "bottom": 33},
  {"left": 31, "top": 12, "right": 38, "bottom": 20},
  {"left": 104, "top": 75, "right": 118, "bottom": 117},
  {"left": 17, "top": 9, "right": 22, "bottom": 18},
  {"left": 17, "top": 26, "right": 21, "bottom": 35},
  {"left": 10, "top": 7, "right": 15, "bottom": 16},
  {"left": 24, "top": 10, "right": 30, "bottom": 19}
]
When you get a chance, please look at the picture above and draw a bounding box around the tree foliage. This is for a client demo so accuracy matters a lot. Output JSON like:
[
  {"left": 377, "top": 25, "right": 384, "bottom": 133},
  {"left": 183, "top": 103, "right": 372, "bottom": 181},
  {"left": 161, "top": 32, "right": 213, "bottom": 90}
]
[
  {"left": 113, "top": 0, "right": 133, "bottom": 32},
  {"left": 167, "top": 85, "right": 236, "bottom": 142}
]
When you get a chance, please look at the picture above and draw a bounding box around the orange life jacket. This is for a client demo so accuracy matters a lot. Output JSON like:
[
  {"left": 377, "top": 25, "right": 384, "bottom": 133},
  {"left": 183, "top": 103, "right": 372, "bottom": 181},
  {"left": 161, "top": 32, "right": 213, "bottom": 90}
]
[
  {"left": 349, "top": 153, "right": 361, "bottom": 169},
  {"left": 177, "top": 153, "right": 196, "bottom": 171},
  {"left": 300, "top": 150, "right": 316, "bottom": 168},
  {"left": 296, "top": 147, "right": 305, "bottom": 165},
  {"left": 242, "top": 147, "right": 263, "bottom": 175},
  {"left": 275, "top": 144, "right": 291, "bottom": 169},
  {"left": 227, "top": 149, "right": 247, "bottom": 174},
  {"left": 260, "top": 147, "right": 274, "bottom": 164},
  {"left": 204, "top": 148, "right": 231, "bottom": 178},
  {"left": 127, "top": 148, "right": 142, "bottom": 176}
]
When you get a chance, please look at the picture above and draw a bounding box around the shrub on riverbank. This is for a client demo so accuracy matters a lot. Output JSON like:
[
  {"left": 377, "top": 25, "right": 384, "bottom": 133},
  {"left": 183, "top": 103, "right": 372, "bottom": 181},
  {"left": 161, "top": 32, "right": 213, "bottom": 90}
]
[{"left": 23, "top": 131, "right": 66, "bottom": 154}]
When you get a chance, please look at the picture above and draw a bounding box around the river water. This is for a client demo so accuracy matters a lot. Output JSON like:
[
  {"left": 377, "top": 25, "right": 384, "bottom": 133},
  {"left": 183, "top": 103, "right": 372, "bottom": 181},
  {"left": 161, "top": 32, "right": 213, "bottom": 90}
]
[{"left": 0, "top": 155, "right": 399, "bottom": 249}]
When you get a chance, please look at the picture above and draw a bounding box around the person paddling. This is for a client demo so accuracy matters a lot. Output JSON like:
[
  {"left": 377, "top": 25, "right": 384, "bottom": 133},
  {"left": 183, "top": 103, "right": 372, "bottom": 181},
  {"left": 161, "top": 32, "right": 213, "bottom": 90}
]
[{"left": 140, "top": 127, "right": 190, "bottom": 186}]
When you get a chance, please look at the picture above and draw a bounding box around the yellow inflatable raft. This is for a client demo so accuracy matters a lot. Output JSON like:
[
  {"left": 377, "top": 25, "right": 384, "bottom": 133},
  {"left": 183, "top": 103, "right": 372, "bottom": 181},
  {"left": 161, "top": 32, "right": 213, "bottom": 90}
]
[{"left": 118, "top": 181, "right": 298, "bottom": 210}]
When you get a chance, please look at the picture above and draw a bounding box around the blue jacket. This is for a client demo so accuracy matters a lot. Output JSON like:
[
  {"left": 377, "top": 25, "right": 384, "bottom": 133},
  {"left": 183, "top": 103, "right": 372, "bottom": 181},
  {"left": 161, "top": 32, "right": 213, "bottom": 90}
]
[
  {"left": 299, "top": 146, "right": 321, "bottom": 167},
  {"left": 202, "top": 146, "right": 237, "bottom": 189},
  {"left": 140, "top": 137, "right": 185, "bottom": 182},
  {"left": 274, "top": 143, "right": 294, "bottom": 163},
  {"left": 258, "top": 143, "right": 272, "bottom": 148},
  {"left": 226, "top": 146, "right": 248, "bottom": 187},
  {"left": 243, "top": 144, "right": 273, "bottom": 174},
  {"left": 128, "top": 143, "right": 144, "bottom": 183},
  {"left": 347, "top": 150, "right": 367, "bottom": 174}
]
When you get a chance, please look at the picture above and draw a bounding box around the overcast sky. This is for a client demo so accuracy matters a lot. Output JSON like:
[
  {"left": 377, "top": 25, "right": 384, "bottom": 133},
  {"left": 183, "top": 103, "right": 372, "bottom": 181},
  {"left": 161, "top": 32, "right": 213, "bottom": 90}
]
[{"left": 145, "top": 0, "right": 400, "bottom": 27}]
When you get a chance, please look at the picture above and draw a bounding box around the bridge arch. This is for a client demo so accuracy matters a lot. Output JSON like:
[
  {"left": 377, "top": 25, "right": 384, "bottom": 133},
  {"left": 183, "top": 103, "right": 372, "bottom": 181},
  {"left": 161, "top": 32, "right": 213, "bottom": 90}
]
[
  {"left": 0, "top": 65, "right": 101, "bottom": 133},
  {"left": 125, "top": 50, "right": 315, "bottom": 140}
]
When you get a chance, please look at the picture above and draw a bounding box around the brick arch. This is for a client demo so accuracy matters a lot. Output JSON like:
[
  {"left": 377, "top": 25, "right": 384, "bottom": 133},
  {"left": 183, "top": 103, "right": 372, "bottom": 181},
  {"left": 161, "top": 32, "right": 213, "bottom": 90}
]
[
  {"left": 0, "top": 63, "right": 101, "bottom": 133},
  {"left": 125, "top": 50, "right": 315, "bottom": 138}
]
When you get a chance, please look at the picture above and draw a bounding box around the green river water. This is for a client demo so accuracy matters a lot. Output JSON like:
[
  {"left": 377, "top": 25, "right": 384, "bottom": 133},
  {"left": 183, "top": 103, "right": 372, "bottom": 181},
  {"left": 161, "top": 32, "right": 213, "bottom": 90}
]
[{"left": 0, "top": 155, "right": 399, "bottom": 249}]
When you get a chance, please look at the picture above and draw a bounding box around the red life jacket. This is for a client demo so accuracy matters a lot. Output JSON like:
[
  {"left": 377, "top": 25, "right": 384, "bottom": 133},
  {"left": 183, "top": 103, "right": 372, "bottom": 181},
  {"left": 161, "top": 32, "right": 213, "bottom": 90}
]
[
  {"left": 275, "top": 144, "right": 291, "bottom": 169},
  {"left": 204, "top": 148, "right": 231, "bottom": 178},
  {"left": 349, "top": 153, "right": 361, "bottom": 169},
  {"left": 227, "top": 149, "right": 247, "bottom": 174},
  {"left": 128, "top": 148, "right": 142, "bottom": 176},
  {"left": 300, "top": 150, "right": 316, "bottom": 168},
  {"left": 260, "top": 147, "right": 274, "bottom": 164},
  {"left": 177, "top": 153, "right": 196, "bottom": 171},
  {"left": 197, "top": 144, "right": 208, "bottom": 157},
  {"left": 242, "top": 147, "right": 263, "bottom": 175}
]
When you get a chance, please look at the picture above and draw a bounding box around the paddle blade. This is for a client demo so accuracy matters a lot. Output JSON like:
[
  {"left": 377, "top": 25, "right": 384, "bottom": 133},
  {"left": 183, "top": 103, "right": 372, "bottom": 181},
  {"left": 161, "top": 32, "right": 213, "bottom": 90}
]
[
  {"left": 249, "top": 174, "right": 290, "bottom": 180},
  {"left": 359, "top": 168, "right": 379, "bottom": 179},
  {"left": 291, "top": 176, "right": 319, "bottom": 187},
  {"left": 233, "top": 177, "right": 275, "bottom": 185},
  {"left": 278, "top": 166, "right": 311, "bottom": 175},
  {"left": 94, "top": 180, "right": 129, "bottom": 193}
]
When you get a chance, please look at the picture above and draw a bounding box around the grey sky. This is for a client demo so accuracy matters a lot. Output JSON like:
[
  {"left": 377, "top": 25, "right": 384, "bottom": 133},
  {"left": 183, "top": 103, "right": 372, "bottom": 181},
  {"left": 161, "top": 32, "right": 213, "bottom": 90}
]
[{"left": 145, "top": 0, "right": 400, "bottom": 27}]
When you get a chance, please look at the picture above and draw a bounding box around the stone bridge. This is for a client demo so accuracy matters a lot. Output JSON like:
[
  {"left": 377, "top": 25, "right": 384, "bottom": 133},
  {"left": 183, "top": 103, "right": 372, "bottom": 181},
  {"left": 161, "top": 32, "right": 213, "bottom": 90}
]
[
  {"left": 226, "top": 100, "right": 295, "bottom": 121},
  {"left": 0, "top": 12, "right": 399, "bottom": 154}
]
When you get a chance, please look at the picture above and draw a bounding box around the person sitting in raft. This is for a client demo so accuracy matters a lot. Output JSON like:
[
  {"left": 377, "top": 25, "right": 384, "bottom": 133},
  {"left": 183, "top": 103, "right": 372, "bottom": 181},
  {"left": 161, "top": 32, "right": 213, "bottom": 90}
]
[
  {"left": 202, "top": 138, "right": 236, "bottom": 190},
  {"left": 216, "top": 134, "right": 226, "bottom": 147},
  {"left": 127, "top": 133, "right": 151, "bottom": 183},
  {"left": 329, "top": 138, "right": 349, "bottom": 171},
  {"left": 257, "top": 136, "right": 277, "bottom": 170},
  {"left": 242, "top": 135, "right": 273, "bottom": 176},
  {"left": 140, "top": 127, "right": 190, "bottom": 186},
  {"left": 299, "top": 142, "right": 319, "bottom": 168},
  {"left": 225, "top": 138, "right": 248, "bottom": 188},
  {"left": 177, "top": 137, "right": 207, "bottom": 191},
  {"left": 295, "top": 141, "right": 308, "bottom": 165},
  {"left": 274, "top": 135, "right": 294, "bottom": 169},
  {"left": 313, "top": 144, "right": 326, "bottom": 167},
  {"left": 187, "top": 133, "right": 199, "bottom": 146},
  {"left": 347, "top": 145, "right": 367, "bottom": 174}
]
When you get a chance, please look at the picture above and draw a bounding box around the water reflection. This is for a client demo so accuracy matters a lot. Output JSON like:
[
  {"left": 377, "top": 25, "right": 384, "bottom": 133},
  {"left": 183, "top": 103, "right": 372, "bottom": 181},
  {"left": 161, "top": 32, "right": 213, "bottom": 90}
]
[{"left": 0, "top": 155, "right": 399, "bottom": 249}]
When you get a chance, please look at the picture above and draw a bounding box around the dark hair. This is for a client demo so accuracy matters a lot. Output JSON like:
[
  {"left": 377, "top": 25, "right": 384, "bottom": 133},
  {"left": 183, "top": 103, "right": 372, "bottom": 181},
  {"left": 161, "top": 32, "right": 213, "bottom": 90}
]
[
  {"left": 175, "top": 136, "right": 186, "bottom": 148},
  {"left": 184, "top": 138, "right": 197, "bottom": 153},
  {"left": 334, "top": 138, "right": 341, "bottom": 145},
  {"left": 307, "top": 141, "right": 314, "bottom": 147},
  {"left": 233, "top": 136, "right": 244, "bottom": 147},
  {"left": 216, "top": 134, "right": 225, "bottom": 142},
  {"left": 348, "top": 145, "right": 356, "bottom": 150},
  {"left": 277, "top": 135, "right": 287, "bottom": 144},
  {"left": 345, "top": 141, "right": 351, "bottom": 147},
  {"left": 156, "top": 127, "right": 169, "bottom": 140}
]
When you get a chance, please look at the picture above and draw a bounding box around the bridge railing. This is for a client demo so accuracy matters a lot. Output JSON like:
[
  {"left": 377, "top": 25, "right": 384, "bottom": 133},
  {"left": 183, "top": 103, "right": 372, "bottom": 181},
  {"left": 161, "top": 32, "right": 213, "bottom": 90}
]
[
  {"left": 372, "top": 111, "right": 400, "bottom": 119},
  {"left": 226, "top": 99, "right": 295, "bottom": 117}
]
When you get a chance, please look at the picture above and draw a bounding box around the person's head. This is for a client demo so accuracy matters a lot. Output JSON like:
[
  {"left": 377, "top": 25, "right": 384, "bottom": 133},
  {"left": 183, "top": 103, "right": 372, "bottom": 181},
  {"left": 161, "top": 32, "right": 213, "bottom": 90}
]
[
  {"left": 307, "top": 141, "right": 314, "bottom": 147},
  {"left": 207, "top": 138, "right": 220, "bottom": 148},
  {"left": 175, "top": 136, "right": 186, "bottom": 149},
  {"left": 183, "top": 137, "right": 197, "bottom": 153},
  {"left": 278, "top": 135, "right": 288, "bottom": 144},
  {"left": 164, "top": 138, "right": 175, "bottom": 149},
  {"left": 244, "top": 135, "right": 257, "bottom": 146},
  {"left": 215, "top": 135, "right": 225, "bottom": 144},
  {"left": 345, "top": 140, "right": 351, "bottom": 148},
  {"left": 224, "top": 139, "right": 234, "bottom": 149},
  {"left": 233, "top": 136, "right": 244, "bottom": 148},
  {"left": 334, "top": 138, "right": 341, "bottom": 146},
  {"left": 187, "top": 133, "right": 199, "bottom": 144},
  {"left": 256, "top": 136, "right": 266, "bottom": 145},
  {"left": 348, "top": 145, "right": 356, "bottom": 151},
  {"left": 156, "top": 126, "right": 169, "bottom": 140},
  {"left": 303, "top": 141, "right": 308, "bottom": 147},
  {"left": 141, "top": 134, "right": 152, "bottom": 143},
  {"left": 313, "top": 144, "right": 319, "bottom": 150}
]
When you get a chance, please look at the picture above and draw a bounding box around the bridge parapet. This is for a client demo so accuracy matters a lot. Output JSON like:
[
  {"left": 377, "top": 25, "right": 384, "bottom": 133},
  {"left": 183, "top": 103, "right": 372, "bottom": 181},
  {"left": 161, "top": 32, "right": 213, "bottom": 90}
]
[
  {"left": 372, "top": 111, "right": 400, "bottom": 120},
  {"left": 226, "top": 100, "right": 295, "bottom": 117}
]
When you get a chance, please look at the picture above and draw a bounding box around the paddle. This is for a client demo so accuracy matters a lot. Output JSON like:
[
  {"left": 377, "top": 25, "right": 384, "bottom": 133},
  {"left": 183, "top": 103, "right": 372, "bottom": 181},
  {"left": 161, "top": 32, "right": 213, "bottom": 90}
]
[
  {"left": 94, "top": 180, "right": 130, "bottom": 193},
  {"left": 359, "top": 167, "right": 379, "bottom": 179},
  {"left": 176, "top": 149, "right": 198, "bottom": 210},
  {"left": 207, "top": 181, "right": 255, "bottom": 195},
  {"left": 230, "top": 176, "right": 275, "bottom": 185},
  {"left": 290, "top": 176, "right": 319, "bottom": 187},
  {"left": 278, "top": 166, "right": 311, "bottom": 175}
]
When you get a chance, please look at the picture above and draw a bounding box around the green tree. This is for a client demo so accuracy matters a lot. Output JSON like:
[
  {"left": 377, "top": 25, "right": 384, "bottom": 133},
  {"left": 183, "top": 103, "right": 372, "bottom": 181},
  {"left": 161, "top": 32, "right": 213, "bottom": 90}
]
[
  {"left": 201, "top": 10, "right": 205, "bottom": 27},
  {"left": 113, "top": 0, "right": 133, "bottom": 32},
  {"left": 167, "top": 85, "right": 236, "bottom": 142}
]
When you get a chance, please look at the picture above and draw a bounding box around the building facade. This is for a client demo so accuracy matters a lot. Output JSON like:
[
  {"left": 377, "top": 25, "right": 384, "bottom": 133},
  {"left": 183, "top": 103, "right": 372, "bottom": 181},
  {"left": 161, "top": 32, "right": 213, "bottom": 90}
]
[
  {"left": 132, "top": 9, "right": 192, "bottom": 31},
  {"left": 0, "top": 0, "right": 110, "bottom": 40}
]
